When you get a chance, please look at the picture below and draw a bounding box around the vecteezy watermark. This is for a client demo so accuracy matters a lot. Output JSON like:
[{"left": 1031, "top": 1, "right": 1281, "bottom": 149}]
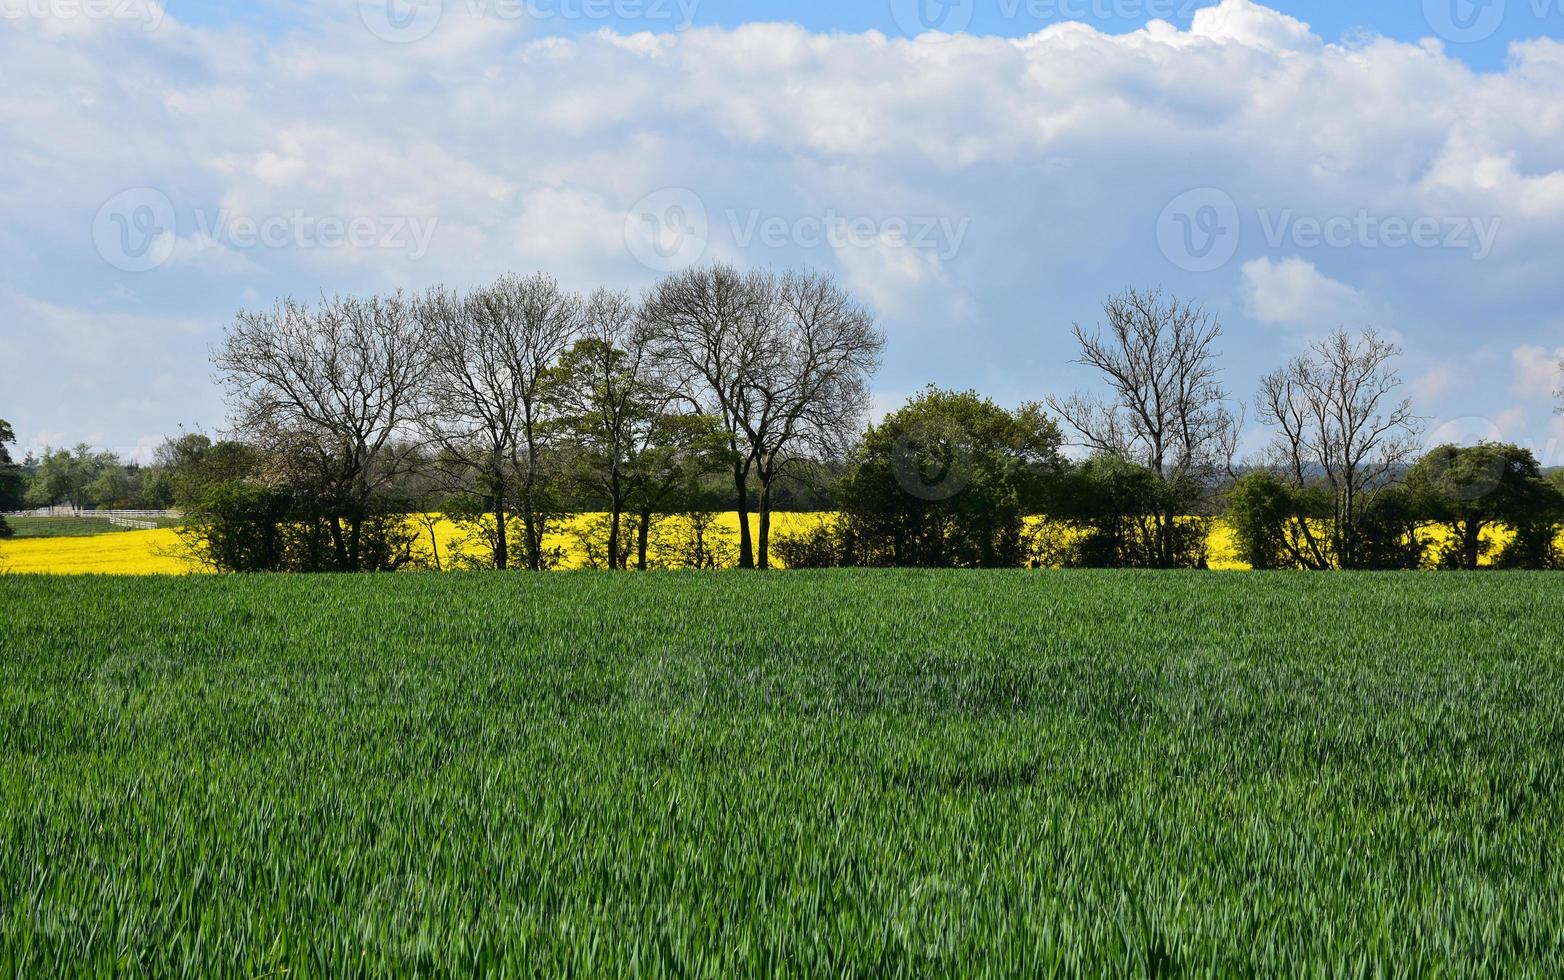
[
  {"left": 1258, "top": 210, "right": 1501, "bottom": 260},
  {"left": 1156, "top": 188, "right": 1242, "bottom": 274},
  {"left": 1423, "top": 0, "right": 1507, "bottom": 43},
  {"left": 1423, "top": 0, "right": 1564, "bottom": 44},
  {"left": 358, "top": 0, "right": 700, "bottom": 43},
  {"left": 92, "top": 188, "right": 439, "bottom": 272},
  {"left": 189, "top": 210, "right": 439, "bottom": 260},
  {"left": 888, "top": 0, "right": 1216, "bottom": 41},
  {"left": 623, "top": 188, "right": 972, "bottom": 273},
  {"left": 0, "top": 0, "right": 166, "bottom": 30},
  {"left": 728, "top": 210, "right": 970, "bottom": 261},
  {"left": 624, "top": 188, "right": 710, "bottom": 273},
  {"left": 1156, "top": 188, "right": 1502, "bottom": 272},
  {"left": 92, "top": 188, "right": 177, "bottom": 273},
  {"left": 890, "top": 0, "right": 976, "bottom": 38},
  {"left": 891, "top": 418, "right": 975, "bottom": 501}
]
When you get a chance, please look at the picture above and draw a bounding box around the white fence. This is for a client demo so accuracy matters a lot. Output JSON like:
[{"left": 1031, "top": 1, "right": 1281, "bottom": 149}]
[{"left": 1, "top": 508, "right": 180, "bottom": 529}]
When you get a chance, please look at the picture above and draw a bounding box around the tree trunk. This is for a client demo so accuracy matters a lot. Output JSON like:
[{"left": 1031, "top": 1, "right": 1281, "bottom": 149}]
[
  {"left": 347, "top": 510, "right": 364, "bottom": 571},
  {"left": 609, "top": 503, "right": 623, "bottom": 571},
  {"left": 328, "top": 516, "right": 348, "bottom": 570},
  {"left": 493, "top": 499, "right": 508, "bottom": 571},
  {"left": 637, "top": 511, "right": 651, "bottom": 571},
  {"left": 1463, "top": 520, "right": 1482, "bottom": 572},
  {"left": 757, "top": 479, "right": 772, "bottom": 570},
  {"left": 522, "top": 511, "right": 542, "bottom": 572},
  {"left": 734, "top": 462, "right": 754, "bottom": 570},
  {"left": 1156, "top": 508, "right": 1174, "bottom": 569}
]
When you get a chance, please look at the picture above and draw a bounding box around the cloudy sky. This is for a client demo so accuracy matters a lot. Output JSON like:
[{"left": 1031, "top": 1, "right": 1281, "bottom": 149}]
[{"left": 3, "top": 0, "right": 1563, "bottom": 464}]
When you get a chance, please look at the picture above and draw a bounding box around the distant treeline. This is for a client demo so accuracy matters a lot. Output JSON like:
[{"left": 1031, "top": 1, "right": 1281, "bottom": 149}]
[{"left": 6, "top": 273, "right": 1562, "bottom": 570}]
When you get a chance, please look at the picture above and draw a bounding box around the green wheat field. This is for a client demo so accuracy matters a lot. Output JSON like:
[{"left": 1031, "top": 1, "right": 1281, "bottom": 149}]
[{"left": 2, "top": 571, "right": 1562, "bottom": 977}]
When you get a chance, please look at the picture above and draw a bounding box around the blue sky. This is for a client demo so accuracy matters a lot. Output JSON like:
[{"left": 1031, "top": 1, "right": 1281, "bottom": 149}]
[
  {"left": 3, "top": 0, "right": 1563, "bottom": 464},
  {"left": 172, "top": 0, "right": 1563, "bottom": 69}
]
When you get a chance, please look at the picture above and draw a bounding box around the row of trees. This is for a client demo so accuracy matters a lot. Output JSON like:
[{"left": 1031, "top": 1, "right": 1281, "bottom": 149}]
[
  {"left": 191, "top": 266, "right": 883, "bottom": 572},
  {"left": 0, "top": 420, "right": 22, "bottom": 539},
  {"left": 789, "top": 290, "right": 1560, "bottom": 571},
  {"left": 0, "top": 420, "right": 206, "bottom": 517},
  {"left": 9, "top": 278, "right": 1560, "bottom": 571}
]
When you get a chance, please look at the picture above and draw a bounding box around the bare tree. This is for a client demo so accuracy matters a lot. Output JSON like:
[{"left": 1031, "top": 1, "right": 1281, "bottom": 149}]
[
  {"left": 1047, "top": 287, "right": 1238, "bottom": 568},
  {"left": 468, "top": 272, "right": 581, "bottom": 571},
  {"left": 213, "top": 292, "right": 427, "bottom": 571},
  {"left": 416, "top": 284, "right": 525, "bottom": 569},
  {"left": 741, "top": 269, "right": 884, "bottom": 568},
  {"left": 642, "top": 264, "right": 775, "bottom": 569},
  {"left": 1256, "top": 328, "right": 1424, "bottom": 569},
  {"left": 645, "top": 265, "right": 883, "bottom": 569}
]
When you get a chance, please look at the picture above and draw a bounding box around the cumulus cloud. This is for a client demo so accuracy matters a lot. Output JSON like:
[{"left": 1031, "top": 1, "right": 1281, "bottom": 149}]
[
  {"left": 1513, "top": 345, "right": 1564, "bottom": 399},
  {"left": 1240, "top": 257, "right": 1363, "bottom": 327},
  {"left": 2, "top": 0, "right": 1564, "bottom": 450}
]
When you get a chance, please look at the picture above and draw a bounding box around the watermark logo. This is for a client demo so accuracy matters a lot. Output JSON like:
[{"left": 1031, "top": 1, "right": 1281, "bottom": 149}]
[
  {"left": 729, "top": 209, "right": 970, "bottom": 261},
  {"left": 891, "top": 874, "right": 972, "bottom": 960},
  {"left": 890, "top": 0, "right": 976, "bottom": 39},
  {"left": 91, "top": 651, "right": 186, "bottom": 720},
  {"left": 359, "top": 0, "right": 443, "bottom": 44},
  {"left": 1424, "top": 416, "right": 1508, "bottom": 500},
  {"left": 0, "top": 0, "right": 166, "bottom": 30},
  {"left": 92, "top": 187, "right": 177, "bottom": 273},
  {"left": 358, "top": 873, "right": 442, "bottom": 960},
  {"left": 1423, "top": 0, "right": 1507, "bottom": 43},
  {"left": 888, "top": 0, "right": 1218, "bottom": 41},
  {"left": 1156, "top": 189, "right": 1503, "bottom": 273},
  {"left": 1258, "top": 209, "right": 1501, "bottom": 259},
  {"left": 91, "top": 189, "right": 440, "bottom": 271},
  {"left": 892, "top": 418, "right": 974, "bottom": 501},
  {"left": 359, "top": 0, "right": 701, "bottom": 41},
  {"left": 622, "top": 648, "right": 710, "bottom": 729},
  {"left": 1157, "top": 187, "right": 1241, "bottom": 274},
  {"left": 190, "top": 210, "right": 439, "bottom": 260},
  {"left": 624, "top": 188, "right": 710, "bottom": 272}
]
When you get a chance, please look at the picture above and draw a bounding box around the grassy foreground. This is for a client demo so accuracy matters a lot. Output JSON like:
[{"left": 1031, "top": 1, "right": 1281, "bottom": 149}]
[{"left": 2, "top": 571, "right": 1562, "bottom": 977}]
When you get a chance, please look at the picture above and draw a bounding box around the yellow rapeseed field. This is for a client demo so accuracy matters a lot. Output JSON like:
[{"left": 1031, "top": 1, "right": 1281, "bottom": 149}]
[
  {"left": 1, "top": 529, "right": 191, "bottom": 575},
  {"left": 0, "top": 515, "right": 1544, "bottom": 575}
]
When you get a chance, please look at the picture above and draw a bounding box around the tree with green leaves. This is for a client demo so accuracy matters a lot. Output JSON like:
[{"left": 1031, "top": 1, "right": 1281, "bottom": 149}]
[
  {"left": 835, "top": 387, "right": 1064, "bottom": 568},
  {"left": 24, "top": 445, "right": 118, "bottom": 511},
  {"left": 1496, "top": 469, "right": 1564, "bottom": 570},
  {"left": 149, "top": 433, "right": 261, "bottom": 510},
  {"left": 1409, "top": 443, "right": 1564, "bottom": 570},
  {"left": 0, "top": 419, "right": 25, "bottom": 513},
  {"left": 1052, "top": 454, "right": 1210, "bottom": 569},
  {"left": 546, "top": 291, "right": 660, "bottom": 570},
  {"left": 1224, "top": 470, "right": 1300, "bottom": 570}
]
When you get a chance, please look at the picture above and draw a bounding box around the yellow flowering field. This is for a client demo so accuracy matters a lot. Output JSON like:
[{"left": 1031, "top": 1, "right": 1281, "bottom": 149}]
[
  {"left": 1, "top": 528, "right": 190, "bottom": 575},
  {"left": 0, "top": 515, "right": 831, "bottom": 575},
  {"left": 0, "top": 514, "right": 1544, "bottom": 575}
]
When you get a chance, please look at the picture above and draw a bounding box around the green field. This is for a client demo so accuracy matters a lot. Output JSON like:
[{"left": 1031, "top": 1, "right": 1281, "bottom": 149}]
[
  {"left": 2, "top": 571, "right": 1562, "bottom": 977},
  {"left": 3, "top": 515, "right": 181, "bottom": 538}
]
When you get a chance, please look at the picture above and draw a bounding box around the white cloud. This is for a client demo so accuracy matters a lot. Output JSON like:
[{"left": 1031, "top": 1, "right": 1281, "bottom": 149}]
[
  {"left": 1240, "top": 257, "right": 1363, "bottom": 327},
  {"left": 4, "top": 0, "right": 1564, "bottom": 450},
  {"left": 1492, "top": 406, "right": 1528, "bottom": 441},
  {"left": 1411, "top": 362, "right": 1459, "bottom": 404},
  {"left": 1513, "top": 345, "right": 1564, "bottom": 399}
]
